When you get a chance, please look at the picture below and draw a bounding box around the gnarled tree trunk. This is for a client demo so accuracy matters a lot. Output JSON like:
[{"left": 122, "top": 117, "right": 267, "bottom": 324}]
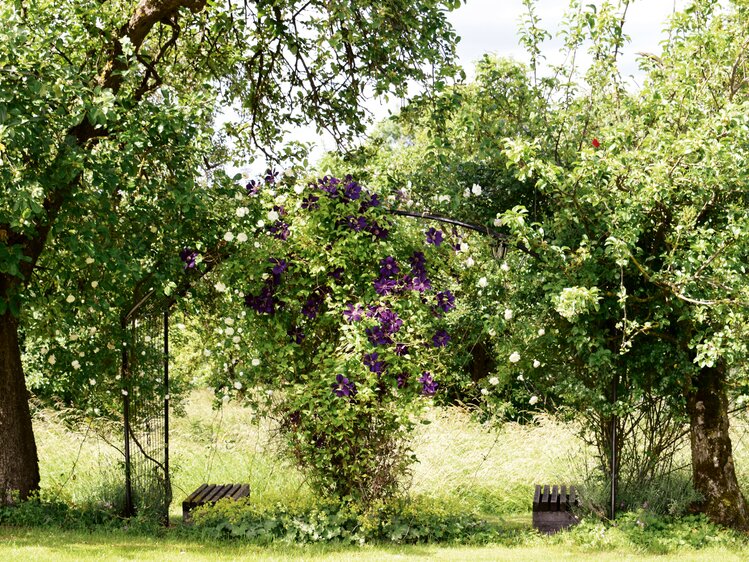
[
  {"left": 686, "top": 363, "right": 749, "bottom": 530},
  {"left": 0, "top": 309, "right": 40, "bottom": 504}
]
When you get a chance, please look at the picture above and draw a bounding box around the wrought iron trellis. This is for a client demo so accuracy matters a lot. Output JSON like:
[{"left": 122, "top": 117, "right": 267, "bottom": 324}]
[{"left": 121, "top": 296, "right": 171, "bottom": 522}]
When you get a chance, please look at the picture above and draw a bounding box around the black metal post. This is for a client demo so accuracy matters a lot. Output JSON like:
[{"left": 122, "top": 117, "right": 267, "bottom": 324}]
[
  {"left": 610, "top": 373, "right": 618, "bottom": 520},
  {"left": 122, "top": 328, "right": 134, "bottom": 517},
  {"left": 163, "top": 309, "right": 171, "bottom": 525}
]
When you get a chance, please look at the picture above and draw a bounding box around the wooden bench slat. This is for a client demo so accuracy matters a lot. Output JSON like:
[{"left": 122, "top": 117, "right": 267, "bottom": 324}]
[
  {"left": 205, "top": 484, "right": 231, "bottom": 503},
  {"left": 192, "top": 484, "right": 218, "bottom": 504},
  {"left": 182, "top": 483, "right": 251, "bottom": 523},
  {"left": 532, "top": 483, "right": 580, "bottom": 535},
  {"left": 184, "top": 483, "right": 208, "bottom": 504}
]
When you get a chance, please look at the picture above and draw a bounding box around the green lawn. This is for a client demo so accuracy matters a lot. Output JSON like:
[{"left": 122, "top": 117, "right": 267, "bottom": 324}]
[{"left": 2, "top": 526, "right": 749, "bottom": 561}]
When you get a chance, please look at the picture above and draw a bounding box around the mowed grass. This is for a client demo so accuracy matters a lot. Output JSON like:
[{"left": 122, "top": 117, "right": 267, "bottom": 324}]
[
  {"left": 11, "top": 390, "right": 749, "bottom": 560},
  {"left": 3, "top": 525, "right": 749, "bottom": 561}
]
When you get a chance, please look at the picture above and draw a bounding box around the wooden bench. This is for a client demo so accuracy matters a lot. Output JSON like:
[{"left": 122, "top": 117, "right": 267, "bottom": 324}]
[
  {"left": 182, "top": 483, "right": 250, "bottom": 523},
  {"left": 532, "top": 484, "right": 579, "bottom": 534}
]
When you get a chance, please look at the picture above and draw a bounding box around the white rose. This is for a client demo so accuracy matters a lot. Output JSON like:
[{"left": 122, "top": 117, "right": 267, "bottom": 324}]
[
  {"left": 538, "top": 328, "right": 546, "bottom": 336},
  {"left": 91, "top": 281, "right": 99, "bottom": 288},
  {"left": 465, "top": 257, "right": 475, "bottom": 267},
  {"left": 517, "top": 374, "right": 524, "bottom": 381},
  {"left": 48, "top": 354, "right": 56, "bottom": 365},
  {"left": 493, "top": 217, "right": 503, "bottom": 227},
  {"left": 236, "top": 207, "right": 248, "bottom": 217},
  {"left": 89, "top": 378, "right": 96, "bottom": 386},
  {"left": 237, "top": 232, "right": 248, "bottom": 243},
  {"left": 509, "top": 351, "right": 521, "bottom": 363},
  {"left": 533, "top": 360, "right": 541, "bottom": 368},
  {"left": 500, "top": 262, "right": 510, "bottom": 272},
  {"left": 489, "top": 376, "right": 500, "bottom": 386},
  {"left": 294, "top": 184, "right": 305, "bottom": 195},
  {"left": 214, "top": 282, "right": 227, "bottom": 293},
  {"left": 251, "top": 358, "right": 261, "bottom": 366},
  {"left": 504, "top": 308, "right": 513, "bottom": 321},
  {"left": 66, "top": 294, "right": 76, "bottom": 303},
  {"left": 529, "top": 395, "right": 539, "bottom": 405},
  {"left": 233, "top": 381, "right": 242, "bottom": 390},
  {"left": 267, "top": 210, "right": 279, "bottom": 222},
  {"left": 471, "top": 183, "right": 482, "bottom": 196},
  {"left": 224, "top": 231, "right": 234, "bottom": 242},
  {"left": 481, "top": 388, "right": 489, "bottom": 396},
  {"left": 85, "top": 257, "right": 95, "bottom": 264},
  {"left": 463, "top": 188, "right": 470, "bottom": 197},
  {"left": 477, "top": 277, "right": 488, "bottom": 288},
  {"left": 225, "top": 327, "right": 235, "bottom": 336},
  {"left": 72, "top": 360, "right": 81, "bottom": 370}
]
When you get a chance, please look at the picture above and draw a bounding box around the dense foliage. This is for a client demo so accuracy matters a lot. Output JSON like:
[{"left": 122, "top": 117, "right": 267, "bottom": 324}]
[{"left": 0, "top": 0, "right": 464, "bottom": 502}]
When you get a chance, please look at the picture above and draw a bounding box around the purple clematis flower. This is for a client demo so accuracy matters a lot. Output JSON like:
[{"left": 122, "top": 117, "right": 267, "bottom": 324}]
[
  {"left": 269, "top": 221, "right": 289, "bottom": 240},
  {"left": 246, "top": 179, "right": 260, "bottom": 196},
  {"left": 245, "top": 285, "right": 278, "bottom": 315},
  {"left": 394, "top": 343, "right": 409, "bottom": 356},
  {"left": 366, "top": 221, "right": 389, "bottom": 240},
  {"left": 426, "top": 227, "right": 443, "bottom": 247},
  {"left": 301, "top": 293, "right": 323, "bottom": 319},
  {"left": 410, "top": 276, "right": 432, "bottom": 293},
  {"left": 180, "top": 248, "right": 198, "bottom": 270},
  {"left": 343, "top": 180, "right": 362, "bottom": 201},
  {"left": 374, "top": 277, "right": 398, "bottom": 296},
  {"left": 333, "top": 374, "right": 356, "bottom": 397},
  {"left": 264, "top": 168, "right": 278, "bottom": 184},
  {"left": 363, "top": 352, "right": 385, "bottom": 374},
  {"left": 436, "top": 290, "right": 455, "bottom": 312},
  {"left": 432, "top": 329, "right": 450, "bottom": 348},
  {"left": 366, "top": 326, "right": 392, "bottom": 346},
  {"left": 343, "top": 303, "right": 364, "bottom": 323},
  {"left": 288, "top": 325, "right": 305, "bottom": 344},
  {"left": 419, "top": 372, "right": 438, "bottom": 396},
  {"left": 377, "top": 308, "right": 403, "bottom": 335},
  {"left": 379, "top": 256, "right": 400, "bottom": 277},
  {"left": 270, "top": 258, "right": 287, "bottom": 275},
  {"left": 360, "top": 192, "right": 381, "bottom": 210},
  {"left": 301, "top": 195, "right": 320, "bottom": 210}
]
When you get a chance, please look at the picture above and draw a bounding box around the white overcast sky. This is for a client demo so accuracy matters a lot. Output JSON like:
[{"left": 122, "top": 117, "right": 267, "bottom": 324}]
[{"left": 451, "top": 0, "right": 684, "bottom": 81}]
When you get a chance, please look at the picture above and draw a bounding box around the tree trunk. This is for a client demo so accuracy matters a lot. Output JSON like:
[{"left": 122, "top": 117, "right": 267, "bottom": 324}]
[
  {"left": 0, "top": 310, "right": 40, "bottom": 504},
  {"left": 686, "top": 363, "right": 749, "bottom": 530}
]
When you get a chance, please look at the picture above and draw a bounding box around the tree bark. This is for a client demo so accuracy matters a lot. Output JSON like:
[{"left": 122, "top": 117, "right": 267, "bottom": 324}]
[
  {"left": 0, "top": 310, "right": 40, "bottom": 504},
  {"left": 686, "top": 363, "right": 749, "bottom": 530}
]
